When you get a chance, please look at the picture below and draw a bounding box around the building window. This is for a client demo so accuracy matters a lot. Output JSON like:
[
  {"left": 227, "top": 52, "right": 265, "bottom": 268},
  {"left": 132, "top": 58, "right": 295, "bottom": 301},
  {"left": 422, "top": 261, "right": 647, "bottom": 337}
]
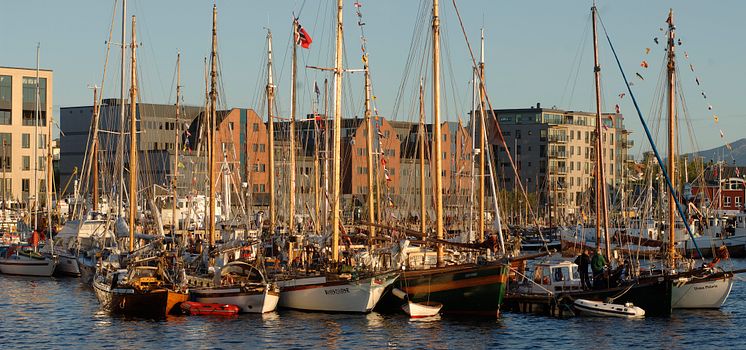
[
  {"left": 38, "top": 134, "right": 46, "bottom": 149},
  {"left": 22, "top": 134, "right": 30, "bottom": 148},
  {"left": 22, "top": 77, "right": 46, "bottom": 126},
  {"left": 259, "top": 144, "right": 266, "bottom": 152},
  {"left": 725, "top": 197, "right": 732, "bottom": 207},
  {"left": 252, "top": 143, "right": 258, "bottom": 152},
  {"left": 0, "top": 75, "right": 11, "bottom": 107},
  {"left": 23, "top": 156, "right": 30, "bottom": 171},
  {"left": 22, "top": 179, "right": 30, "bottom": 193},
  {"left": 516, "top": 130, "right": 522, "bottom": 139},
  {"left": 0, "top": 153, "right": 9, "bottom": 171},
  {"left": 737, "top": 197, "right": 742, "bottom": 208},
  {"left": 38, "top": 156, "right": 45, "bottom": 171},
  {"left": 22, "top": 110, "right": 46, "bottom": 126},
  {"left": 0, "top": 110, "right": 10, "bottom": 125},
  {"left": 1, "top": 179, "right": 10, "bottom": 195},
  {"left": 253, "top": 163, "right": 266, "bottom": 173},
  {"left": 39, "top": 179, "right": 46, "bottom": 193},
  {"left": 22, "top": 77, "right": 46, "bottom": 106},
  {"left": 0, "top": 133, "right": 10, "bottom": 150},
  {"left": 252, "top": 123, "right": 259, "bottom": 131}
]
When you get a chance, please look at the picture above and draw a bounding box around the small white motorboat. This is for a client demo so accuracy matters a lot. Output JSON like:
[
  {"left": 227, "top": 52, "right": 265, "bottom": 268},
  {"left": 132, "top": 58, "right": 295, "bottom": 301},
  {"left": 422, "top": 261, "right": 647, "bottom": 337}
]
[{"left": 573, "top": 299, "right": 645, "bottom": 318}]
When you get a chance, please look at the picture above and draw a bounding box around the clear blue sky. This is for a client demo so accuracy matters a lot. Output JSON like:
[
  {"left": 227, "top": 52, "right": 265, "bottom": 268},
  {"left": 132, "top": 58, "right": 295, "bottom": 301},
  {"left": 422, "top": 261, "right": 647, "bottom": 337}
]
[{"left": 1, "top": 0, "right": 742, "bottom": 156}]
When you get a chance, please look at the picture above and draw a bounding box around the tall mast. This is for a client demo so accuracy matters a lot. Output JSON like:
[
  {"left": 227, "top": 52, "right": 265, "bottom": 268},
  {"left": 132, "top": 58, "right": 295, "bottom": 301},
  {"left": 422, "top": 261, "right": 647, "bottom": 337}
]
[
  {"left": 118, "top": 0, "right": 127, "bottom": 219},
  {"left": 208, "top": 4, "right": 218, "bottom": 248},
  {"left": 432, "top": 0, "right": 444, "bottom": 266},
  {"left": 33, "top": 43, "right": 40, "bottom": 235},
  {"left": 266, "top": 30, "right": 276, "bottom": 235},
  {"left": 313, "top": 88, "right": 321, "bottom": 235},
  {"left": 128, "top": 15, "right": 138, "bottom": 252},
  {"left": 666, "top": 9, "right": 677, "bottom": 267},
  {"left": 323, "top": 79, "right": 329, "bottom": 234},
  {"left": 289, "top": 19, "right": 298, "bottom": 234},
  {"left": 331, "top": 0, "right": 343, "bottom": 262},
  {"left": 419, "top": 80, "right": 426, "bottom": 241},
  {"left": 591, "top": 4, "right": 610, "bottom": 259},
  {"left": 91, "top": 87, "right": 99, "bottom": 212},
  {"left": 363, "top": 47, "right": 376, "bottom": 244},
  {"left": 173, "top": 52, "right": 181, "bottom": 235},
  {"left": 46, "top": 49, "right": 53, "bottom": 238},
  {"left": 478, "top": 28, "right": 486, "bottom": 243}
]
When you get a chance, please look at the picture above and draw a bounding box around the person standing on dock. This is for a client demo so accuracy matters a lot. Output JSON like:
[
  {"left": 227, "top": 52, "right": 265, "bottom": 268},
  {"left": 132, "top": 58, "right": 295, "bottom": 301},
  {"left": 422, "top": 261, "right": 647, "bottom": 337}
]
[
  {"left": 591, "top": 248, "right": 607, "bottom": 289},
  {"left": 574, "top": 249, "right": 591, "bottom": 289}
]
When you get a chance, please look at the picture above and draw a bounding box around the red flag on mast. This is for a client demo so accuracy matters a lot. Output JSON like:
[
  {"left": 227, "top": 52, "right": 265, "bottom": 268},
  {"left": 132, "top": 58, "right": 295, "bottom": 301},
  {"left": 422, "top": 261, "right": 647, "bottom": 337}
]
[{"left": 295, "top": 21, "right": 313, "bottom": 49}]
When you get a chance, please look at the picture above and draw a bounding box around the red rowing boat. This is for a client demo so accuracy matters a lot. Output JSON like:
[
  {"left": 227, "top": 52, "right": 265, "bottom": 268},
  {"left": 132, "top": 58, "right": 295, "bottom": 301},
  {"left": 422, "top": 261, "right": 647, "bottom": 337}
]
[{"left": 180, "top": 301, "right": 240, "bottom": 316}]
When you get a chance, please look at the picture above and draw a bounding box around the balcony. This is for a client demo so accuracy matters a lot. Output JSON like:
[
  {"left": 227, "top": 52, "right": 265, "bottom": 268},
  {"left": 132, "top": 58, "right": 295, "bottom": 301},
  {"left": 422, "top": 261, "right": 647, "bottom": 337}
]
[
  {"left": 549, "top": 150, "right": 567, "bottom": 159},
  {"left": 548, "top": 166, "right": 567, "bottom": 174},
  {"left": 548, "top": 134, "right": 568, "bottom": 143}
]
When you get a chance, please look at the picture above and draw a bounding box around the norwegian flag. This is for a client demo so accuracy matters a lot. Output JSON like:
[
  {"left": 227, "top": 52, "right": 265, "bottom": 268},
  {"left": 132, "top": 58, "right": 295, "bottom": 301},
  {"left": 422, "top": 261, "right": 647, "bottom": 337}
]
[{"left": 295, "top": 21, "right": 312, "bottom": 49}]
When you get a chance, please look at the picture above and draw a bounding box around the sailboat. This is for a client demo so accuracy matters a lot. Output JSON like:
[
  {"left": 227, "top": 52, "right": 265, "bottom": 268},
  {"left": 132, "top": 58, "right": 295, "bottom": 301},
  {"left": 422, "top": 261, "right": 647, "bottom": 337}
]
[
  {"left": 272, "top": 3, "right": 399, "bottom": 313},
  {"left": 93, "top": 11, "right": 187, "bottom": 317},
  {"left": 377, "top": 0, "right": 509, "bottom": 318},
  {"left": 651, "top": 10, "right": 733, "bottom": 309},
  {"left": 183, "top": 5, "right": 279, "bottom": 314},
  {"left": 0, "top": 45, "right": 56, "bottom": 277}
]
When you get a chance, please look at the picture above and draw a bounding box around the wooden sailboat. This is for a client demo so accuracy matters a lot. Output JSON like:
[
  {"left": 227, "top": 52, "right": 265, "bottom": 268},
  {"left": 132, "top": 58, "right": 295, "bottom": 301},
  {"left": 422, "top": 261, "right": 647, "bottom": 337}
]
[
  {"left": 93, "top": 12, "right": 187, "bottom": 317},
  {"left": 185, "top": 5, "right": 279, "bottom": 314},
  {"left": 274, "top": 2, "right": 398, "bottom": 313},
  {"left": 505, "top": 4, "right": 674, "bottom": 318},
  {"left": 191, "top": 261, "right": 279, "bottom": 313},
  {"left": 657, "top": 10, "right": 733, "bottom": 309},
  {"left": 380, "top": 0, "right": 509, "bottom": 318}
]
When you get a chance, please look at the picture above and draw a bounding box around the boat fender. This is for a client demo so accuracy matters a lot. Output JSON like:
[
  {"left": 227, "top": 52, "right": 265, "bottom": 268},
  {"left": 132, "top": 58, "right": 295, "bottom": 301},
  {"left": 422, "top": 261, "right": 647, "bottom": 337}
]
[{"left": 392, "top": 288, "right": 408, "bottom": 300}]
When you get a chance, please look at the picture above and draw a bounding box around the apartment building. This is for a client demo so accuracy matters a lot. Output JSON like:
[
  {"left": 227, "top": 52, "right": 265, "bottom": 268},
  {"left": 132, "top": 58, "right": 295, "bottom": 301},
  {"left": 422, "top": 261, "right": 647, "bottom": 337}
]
[{"left": 0, "top": 66, "right": 53, "bottom": 205}]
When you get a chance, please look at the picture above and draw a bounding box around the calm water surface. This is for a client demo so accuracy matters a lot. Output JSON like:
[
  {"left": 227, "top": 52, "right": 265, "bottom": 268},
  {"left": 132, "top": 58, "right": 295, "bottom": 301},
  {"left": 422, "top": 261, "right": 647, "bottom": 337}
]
[{"left": 2, "top": 259, "right": 745, "bottom": 349}]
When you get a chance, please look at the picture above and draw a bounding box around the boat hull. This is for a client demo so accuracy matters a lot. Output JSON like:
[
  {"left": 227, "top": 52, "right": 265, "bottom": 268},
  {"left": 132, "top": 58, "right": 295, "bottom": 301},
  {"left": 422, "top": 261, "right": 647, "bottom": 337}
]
[
  {"left": 0, "top": 257, "right": 56, "bottom": 277},
  {"left": 191, "top": 285, "right": 279, "bottom": 313},
  {"left": 180, "top": 301, "right": 240, "bottom": 316},
  {"left": 93, "top": 280, "right": 188, "bottom": 318},
  {"left": 402, "top": 301, "right": 442, "bottom": 318},
  {"left": 77, "top": 257, "right": 96, "bottom": 285},
  {"left": 277, "top": 272, "right": 398, "bottom": 313},
  {"left": 380, "top": 263, "right": 509, "bottom": 317},
  {"left": 573, "top": 299, "right": 645, "bottom": 318},
  {"left": 54, "top": 253, "right": 81, "bottom": 276},
  {"left": 672, "top": 272, "right": 733, "bottom": 309}
]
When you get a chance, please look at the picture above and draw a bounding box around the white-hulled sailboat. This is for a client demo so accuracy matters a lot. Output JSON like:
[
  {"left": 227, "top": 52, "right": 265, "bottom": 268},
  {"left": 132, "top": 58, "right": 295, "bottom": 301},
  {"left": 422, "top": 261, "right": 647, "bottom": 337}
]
[{"left": 271, "top": 4, "right": 398, "bottom": 313}]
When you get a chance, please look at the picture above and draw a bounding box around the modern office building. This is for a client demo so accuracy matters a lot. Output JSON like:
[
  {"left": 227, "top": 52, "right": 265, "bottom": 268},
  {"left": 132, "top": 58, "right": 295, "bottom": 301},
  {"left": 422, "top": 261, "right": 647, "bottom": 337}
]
[{"left": 0, "top": 66, "right": 54, "bottom": 206}]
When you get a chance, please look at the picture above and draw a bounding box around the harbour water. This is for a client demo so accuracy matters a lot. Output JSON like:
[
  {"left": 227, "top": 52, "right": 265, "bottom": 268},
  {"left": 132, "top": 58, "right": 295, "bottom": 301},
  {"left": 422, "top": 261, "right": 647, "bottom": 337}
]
[{"left": 2, "top": 260, "right": 746, "bottom": 349}]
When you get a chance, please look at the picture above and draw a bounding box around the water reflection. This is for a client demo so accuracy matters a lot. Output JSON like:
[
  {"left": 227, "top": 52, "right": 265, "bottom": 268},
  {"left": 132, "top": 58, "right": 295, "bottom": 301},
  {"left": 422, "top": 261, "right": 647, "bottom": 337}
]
[{"left": 3, "top": 260, "right": 746, "bottom": 348}]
